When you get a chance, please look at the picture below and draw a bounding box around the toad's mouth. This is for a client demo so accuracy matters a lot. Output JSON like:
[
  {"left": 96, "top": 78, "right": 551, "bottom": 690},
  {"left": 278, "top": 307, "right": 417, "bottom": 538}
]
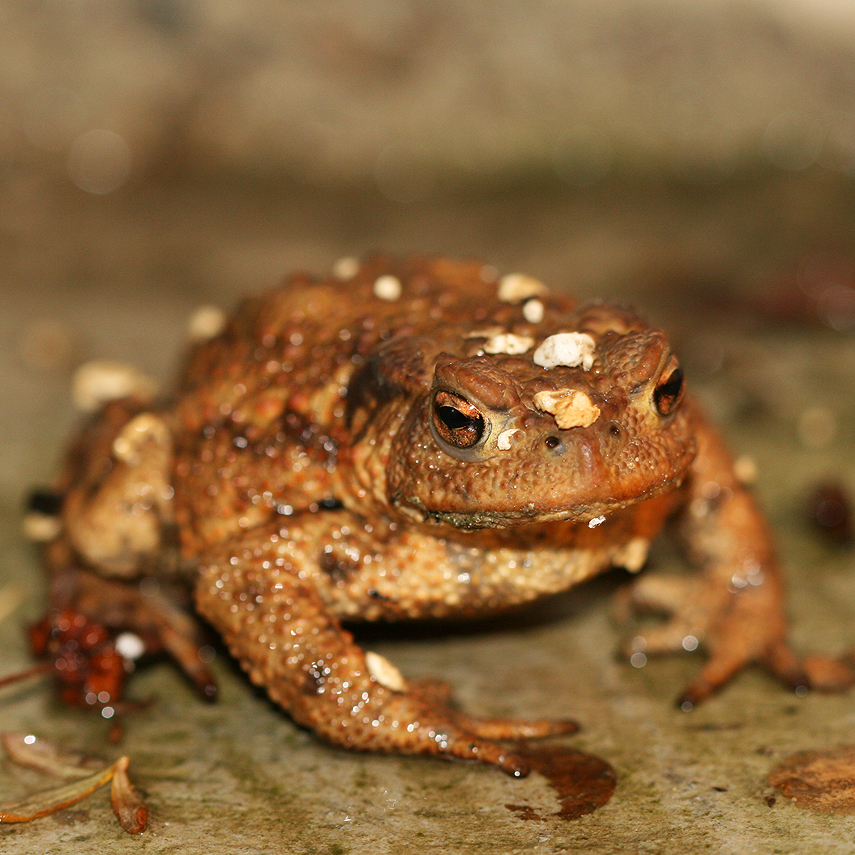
[{"left": 407, "top": 474, "right": 688, "bottom": 531}]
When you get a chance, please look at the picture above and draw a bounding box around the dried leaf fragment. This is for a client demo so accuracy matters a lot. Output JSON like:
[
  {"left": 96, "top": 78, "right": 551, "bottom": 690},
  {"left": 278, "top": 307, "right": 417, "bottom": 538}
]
[
  {"left": 0, "top": 732, "right": 147, "bottom": 833},
  {"left": 111, "top": 756, "right": 148, "bottom": 834},
  {"left": 1, "top": 732, "right": 102, "bottom": 778},
  {"left": 0, "top": 762, "right": 115, "bottom": 823}
]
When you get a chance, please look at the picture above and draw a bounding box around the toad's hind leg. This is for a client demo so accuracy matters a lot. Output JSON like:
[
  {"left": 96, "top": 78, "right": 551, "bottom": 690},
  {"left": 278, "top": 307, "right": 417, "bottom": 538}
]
[
  {"left": 58, "top": 398, "right": 175, "bottom": 578},
  {"left": 34, "top": 398, "right": 215, "bottom": 704},
  {"left": 193, "top": 518, "right": 577, "bottom": 776}
]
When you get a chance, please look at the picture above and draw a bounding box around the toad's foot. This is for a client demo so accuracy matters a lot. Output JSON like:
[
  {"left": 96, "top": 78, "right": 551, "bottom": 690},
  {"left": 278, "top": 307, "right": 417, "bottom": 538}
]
[
  {"left": 194, "top": 536, "right": 577, "bottom": 776},
  {"left": 622, "top": 572, "right": 855, "bottom": 707},
  {"left": 640, "top": 413, "right": 855, "bottom": 707},
  {"left": 335, "top": 677, "right": 578, "bottom": 776}
]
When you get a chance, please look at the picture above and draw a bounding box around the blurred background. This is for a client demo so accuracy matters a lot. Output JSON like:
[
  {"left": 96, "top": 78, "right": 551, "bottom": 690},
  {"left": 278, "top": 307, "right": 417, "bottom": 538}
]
[
  {"left": 3, "top": 3, "right": 855, "bottom": 851},
  {"left": 5, "top": 0, "right": 855, "bottom": 478},
  {"left": 6, "top": 0, "right": 855, "bottom": 188},
  {"left": 5, "top": 0, "right": 855, "bottom": 307}
]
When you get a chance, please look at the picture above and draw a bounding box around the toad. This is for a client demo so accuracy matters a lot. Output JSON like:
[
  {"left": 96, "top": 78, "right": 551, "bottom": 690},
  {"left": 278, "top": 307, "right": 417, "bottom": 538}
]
[{"left": 30, "top": 254, "right": 854, "bottom": 776}]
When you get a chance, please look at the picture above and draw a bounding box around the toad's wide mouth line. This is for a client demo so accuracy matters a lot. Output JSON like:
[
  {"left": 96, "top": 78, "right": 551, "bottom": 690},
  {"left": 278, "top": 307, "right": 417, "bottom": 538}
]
[{"left": 417, "top": 493, "right": 672, "bottom": 531}]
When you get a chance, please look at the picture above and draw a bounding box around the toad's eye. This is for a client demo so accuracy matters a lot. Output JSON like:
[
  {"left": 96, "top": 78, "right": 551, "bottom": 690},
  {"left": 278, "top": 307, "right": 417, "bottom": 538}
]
[
  {"left": 432, "top": 391, "right": 485, "bottom": 449},
  {"left": 653, "top": 359, "right": 684, "bottom": 416}
]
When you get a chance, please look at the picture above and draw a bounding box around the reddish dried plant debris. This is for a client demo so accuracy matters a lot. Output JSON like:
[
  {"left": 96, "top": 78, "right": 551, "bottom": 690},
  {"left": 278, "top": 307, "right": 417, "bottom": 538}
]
[
  {"left": 29, "top": 610, "right": 127, "bottom": 711},
  {"left": 769, "top": 745, "right": 855, "bottom": 812},
  {"left": 0, "top": 663, "right": 51, "bottom": 691},
  {"left": 0, "top": 732, "right": 147, "bottom": 833}
]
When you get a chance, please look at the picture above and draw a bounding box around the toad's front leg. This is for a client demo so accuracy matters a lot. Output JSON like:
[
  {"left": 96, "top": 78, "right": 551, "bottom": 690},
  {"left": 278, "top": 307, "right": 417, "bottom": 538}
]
[
  {"left": 192, "top": 518, "right": 576, "bottom": 776},
  {"left": 627, "top": 404, "right": 855, "bottom": 706}
]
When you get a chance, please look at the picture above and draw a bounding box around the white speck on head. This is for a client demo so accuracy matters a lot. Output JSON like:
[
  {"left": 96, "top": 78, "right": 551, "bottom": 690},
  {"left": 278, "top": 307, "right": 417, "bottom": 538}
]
[
  {"left": 373, "top": 274, "right": 402, "bottom": 301},
  {"left": 497, "top": 273, "right": 548, "bottom": 303},
  {"left": 115, "top": 632, "right": 146, "bottom": 661},
  {"left": 187, "top": 305, "right": 226, "bottom": 342},
  {"left": 533, "top": 333, "right": 596, "bottom": 370},
  {"left": 365, "top": 651, "right": 407, "bottom": 692},
  {"left": 534, "top": 389, "right": 601, "bottom": 429},
  {"left": 588, "top": 515, "right": 607, "bottom": 529},
  {"left": 333, "top": 256, "right": 360, "bottom": 280},
  {"left": 522, "top": 299, "right": 545, "bottom": 324},
  {"left": 496, "top": 428, "right": 520, "bottom": 450},
  {"left": 71, "top": 360, "right": 158, "bottom": 412},
  {"left": 482, "top": 333, "right": 535, "bottom": 355}
]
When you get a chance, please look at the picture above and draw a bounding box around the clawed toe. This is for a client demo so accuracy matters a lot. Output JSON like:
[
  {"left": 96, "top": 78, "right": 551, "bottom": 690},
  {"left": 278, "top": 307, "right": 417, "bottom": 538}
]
[{"left": 801, "top": 653, "right": 855, "bottom": 692}]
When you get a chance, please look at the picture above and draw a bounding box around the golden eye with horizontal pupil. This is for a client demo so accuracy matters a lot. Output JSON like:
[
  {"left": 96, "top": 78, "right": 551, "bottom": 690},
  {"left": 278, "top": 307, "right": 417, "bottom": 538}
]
[
  {"left": 432, "top": 391, "right": 485, "bottom": 449},
  {"left": 653, "top": 359, "right": 684, "bottom": 416}
]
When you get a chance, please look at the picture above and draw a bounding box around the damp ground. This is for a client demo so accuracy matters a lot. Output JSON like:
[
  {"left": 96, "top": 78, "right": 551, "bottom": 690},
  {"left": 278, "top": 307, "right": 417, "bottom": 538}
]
[{"left": 2, "top": 172, "right": 855, "bottom": 853}]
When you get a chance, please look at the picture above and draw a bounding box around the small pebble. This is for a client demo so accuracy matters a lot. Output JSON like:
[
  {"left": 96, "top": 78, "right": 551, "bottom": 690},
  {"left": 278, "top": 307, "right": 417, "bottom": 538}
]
[
  {"left": 187, "top": 305, "right": 226, "bottom": 342},
  {"left": 498, "top": 273, "right": 547, "bottom": 303},
  {"left": 373, "top": 275, "right": 402, "bottom": 302},
  {"left": 522, "top": 299, "right": 545, "bottom": 324},
  {"left": 333, "top": 256, "right": 360, "bottom": 280},
  {"left": 72, "top": 361, "right": 157, "bottom": 412}
]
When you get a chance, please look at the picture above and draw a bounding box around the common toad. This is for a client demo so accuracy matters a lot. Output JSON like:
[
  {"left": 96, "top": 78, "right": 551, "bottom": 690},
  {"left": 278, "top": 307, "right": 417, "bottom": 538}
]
[{"left": 33, "top": 254, "right": 853, "bottom": 776}]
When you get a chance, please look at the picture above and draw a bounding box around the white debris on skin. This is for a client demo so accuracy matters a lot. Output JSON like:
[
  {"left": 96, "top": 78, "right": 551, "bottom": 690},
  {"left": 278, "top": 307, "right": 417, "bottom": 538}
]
[
  {"left": 534, "top": 389, "right": 601, "bottom": 429},
  {"left": 522, "top": 299, "right": 545, "bottom": 324},
  {"left": 496, "top": 428, "right": 520, "bottom": 450},
  {"left": 464, "top": 326, "right": 505, "bottom": 340},
  {"left": 612, "top": 537, "right": 650, "bottom": 572},
  {"left": 482, "top": 333, "right": 535, "bottom": 355},
  {"left": 365, "top": 651, "right": 406, "bottom": 692},
  {"left": 533, "top": 333, "right": 596, "bottom": 371},
  {"left": 497, "top": 273, "right": 548, "bottom": 303},
  {"left": 333, "top": 256, "right": 360, "bottom": 280},
  {"left": 114, "top": 632, "right": 146, "bottom": 661},
  {"left": 71, "top": 361, "right": 158, "bottom": 412},
  {"left": 373, "top": 274, "right": 403, "bottom": 301},
  {"left": 187, "top": 305, "right": 226, "bottom": 342},
  {"left": 112, "top": 413, "right": 170, "bottom": 465}
]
